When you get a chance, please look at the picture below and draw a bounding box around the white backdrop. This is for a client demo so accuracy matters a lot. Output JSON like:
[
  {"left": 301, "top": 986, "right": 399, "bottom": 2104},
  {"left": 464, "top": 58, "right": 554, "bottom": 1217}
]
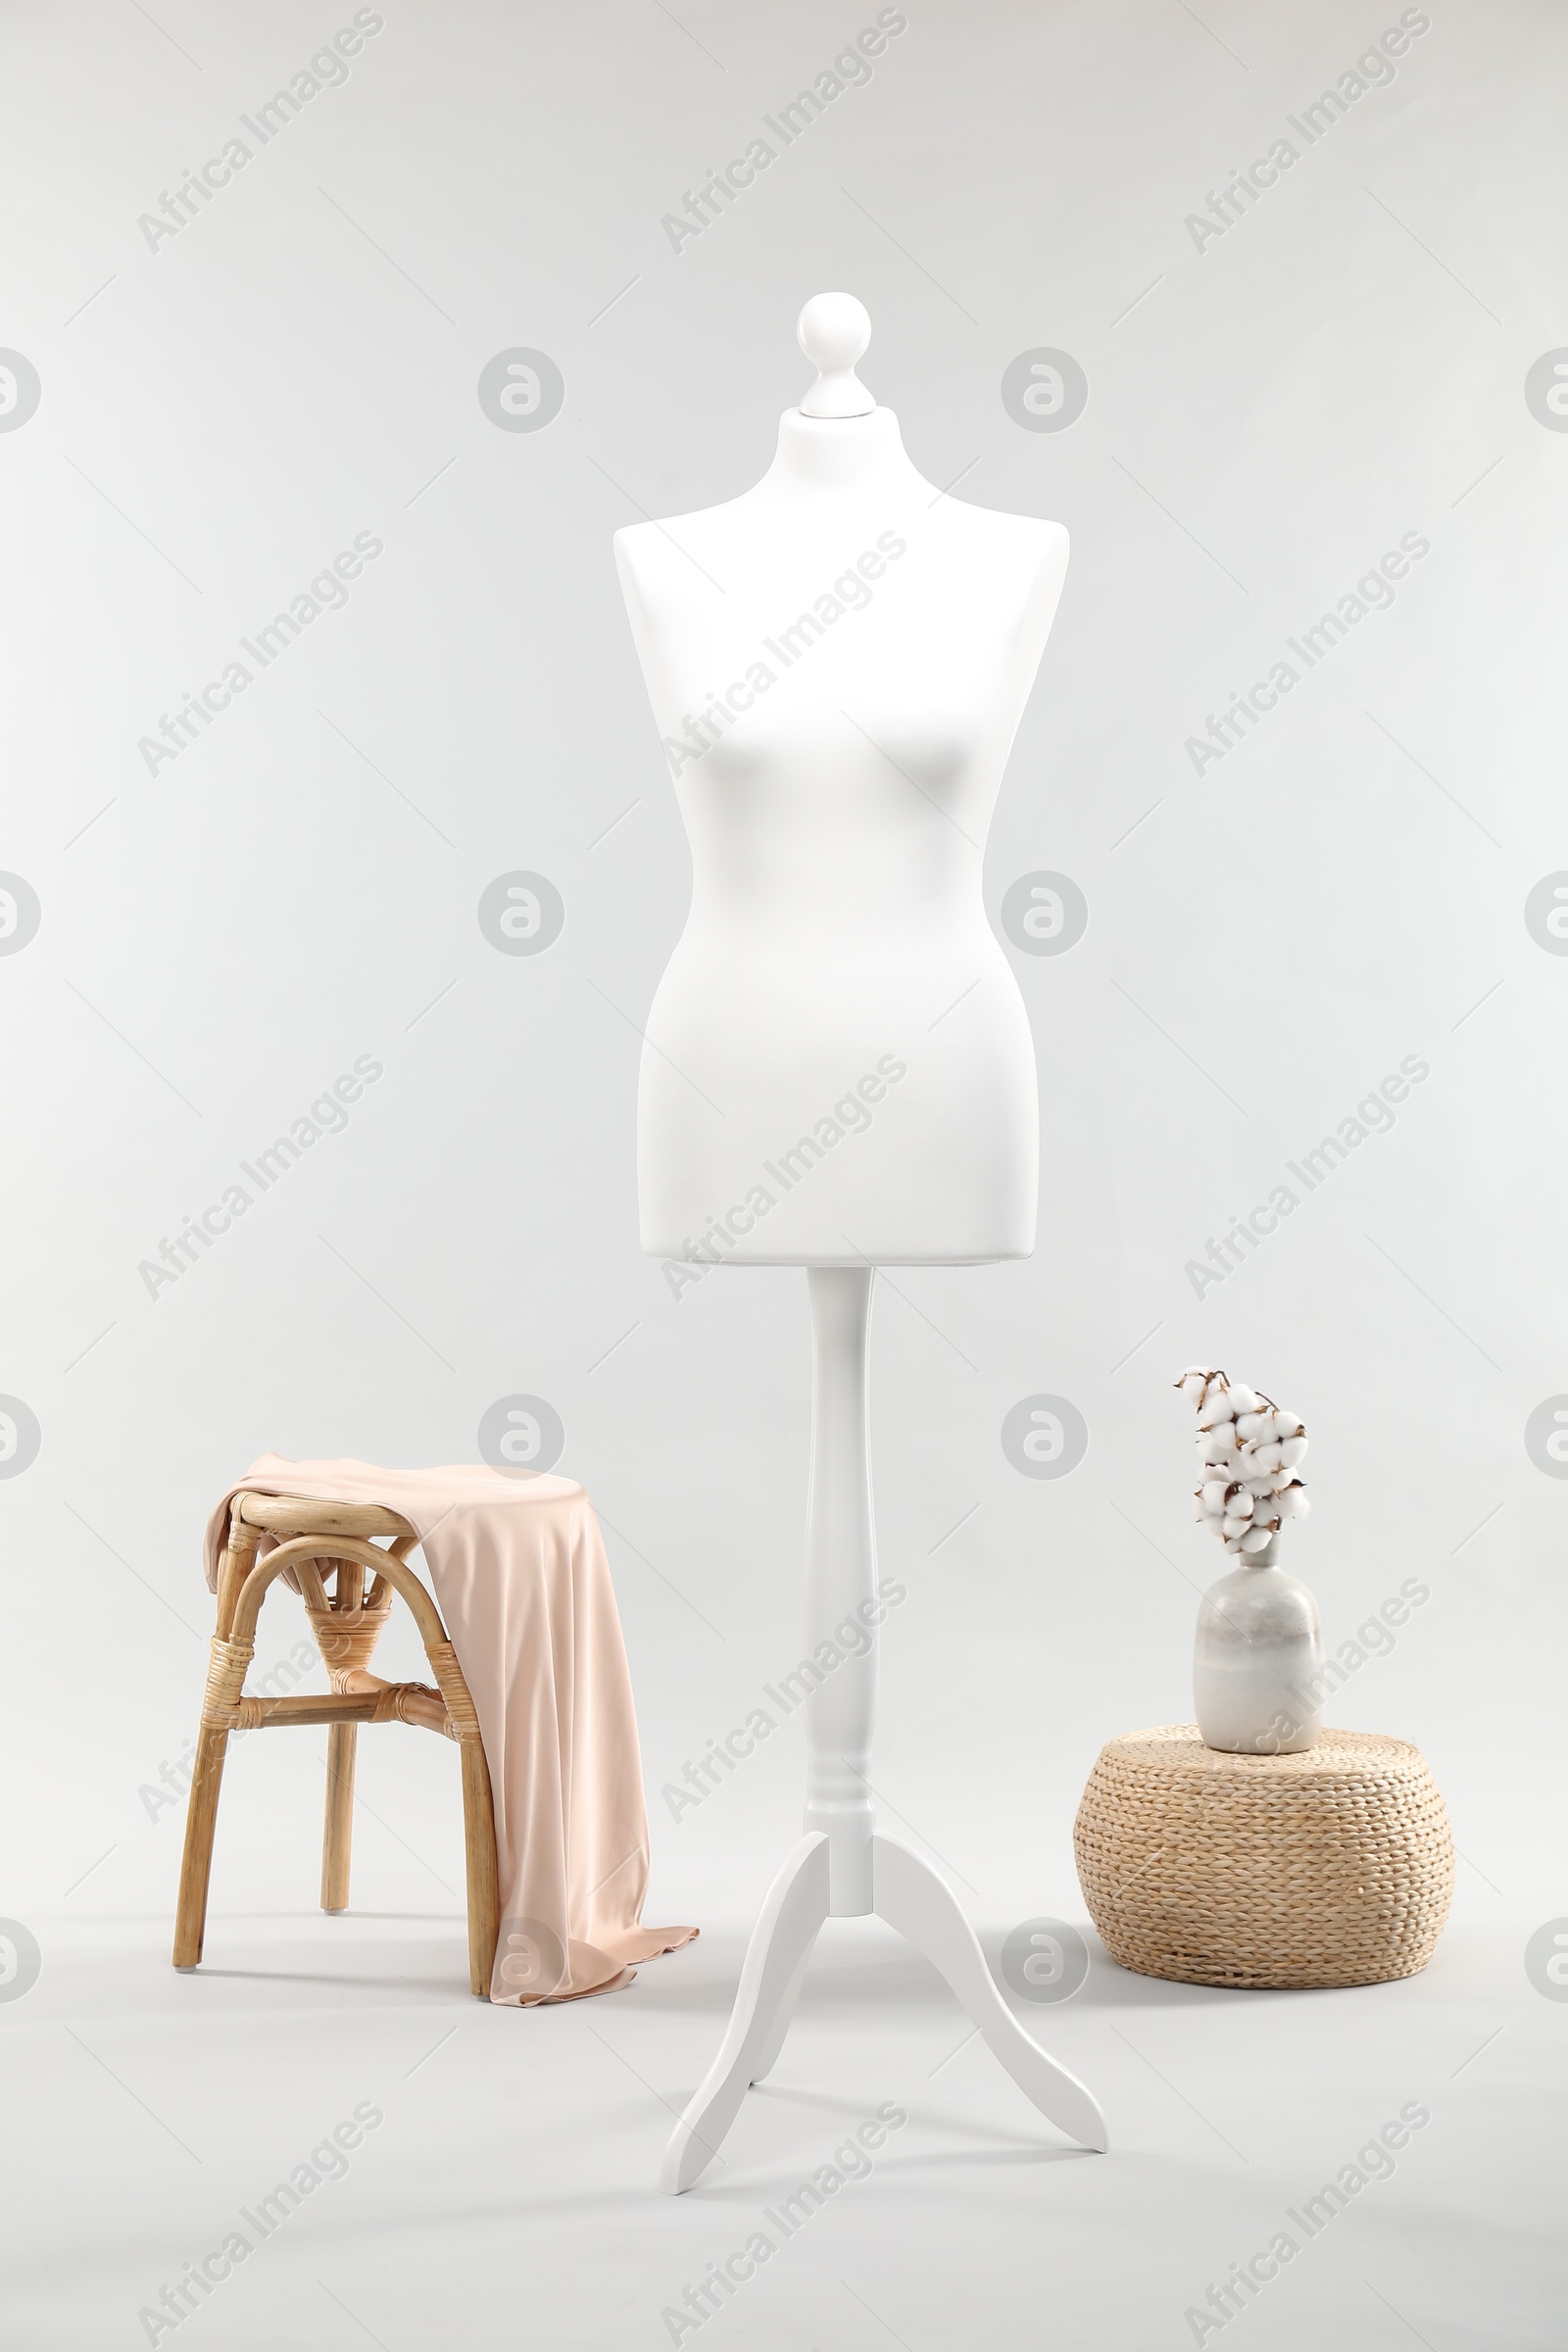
[{"left": 3, "top": 1, "right": 1566, "bottom": 2342}]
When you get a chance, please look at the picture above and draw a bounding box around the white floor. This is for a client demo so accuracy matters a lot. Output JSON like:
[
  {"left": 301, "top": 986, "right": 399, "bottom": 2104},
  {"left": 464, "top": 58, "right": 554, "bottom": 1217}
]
[{"left": 6, "top": 1901, "right": 1559, "bottom": 2350}]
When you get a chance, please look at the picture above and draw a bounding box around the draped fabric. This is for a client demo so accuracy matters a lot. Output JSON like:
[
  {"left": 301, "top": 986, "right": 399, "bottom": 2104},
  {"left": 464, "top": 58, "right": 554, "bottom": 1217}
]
[{"left": 204, "top": 1455, "right": 695, "bottom": 2003}]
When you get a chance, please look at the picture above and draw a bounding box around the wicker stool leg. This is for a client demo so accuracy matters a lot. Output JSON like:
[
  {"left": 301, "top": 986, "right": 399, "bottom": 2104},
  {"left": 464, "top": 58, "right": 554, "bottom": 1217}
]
[
  {"left": 420, "top": 1635, "right": 500, "bottom": 1997},
  {"left": 306, "top": 1564, "right": 390, "bottom": 1917},
  {"left": 172, "top": 1726, "right": 231, "bottom": 1968},
  {"left": 173, "top": 1531, "right": 259, "bottom": 1970},
  {"left": 460, "top": 1737, "right": 501, "bottom": 1998},
  {"left": 321, "top": 1724, "right": 359, "bottom": 1913}
]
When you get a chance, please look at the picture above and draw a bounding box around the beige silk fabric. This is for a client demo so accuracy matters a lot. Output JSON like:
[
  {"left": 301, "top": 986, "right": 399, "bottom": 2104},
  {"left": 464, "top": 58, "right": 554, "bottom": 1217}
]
[{"left": 203, "top": 1454, "right": 696, "bottom": 2004}]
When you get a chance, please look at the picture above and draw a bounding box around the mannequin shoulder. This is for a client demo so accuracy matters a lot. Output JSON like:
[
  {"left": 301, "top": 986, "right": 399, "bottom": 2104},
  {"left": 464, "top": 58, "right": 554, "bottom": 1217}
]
[{"left": 612, "top": 508, "right": 735, "bottom": 623}]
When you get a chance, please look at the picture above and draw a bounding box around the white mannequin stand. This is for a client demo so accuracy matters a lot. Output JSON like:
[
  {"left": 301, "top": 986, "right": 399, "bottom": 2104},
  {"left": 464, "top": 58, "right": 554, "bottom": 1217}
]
[
  {"left": 616, "top": 296, "right": 1108, "bottom": 2191},
  {"left": 659, "top": 1266, "right": 1107, "bottom": 2193}
]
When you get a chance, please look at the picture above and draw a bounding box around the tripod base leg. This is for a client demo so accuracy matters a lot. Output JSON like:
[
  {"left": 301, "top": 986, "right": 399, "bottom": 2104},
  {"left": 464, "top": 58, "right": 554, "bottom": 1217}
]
[
  {"left": 872, "top": 1834, "right": 1108, "bottom": 2153},
  {"left": 660, "top": 1836, "right": 830, "bottom": 2194},
  {"left": 749, "top": 1928, "right": 819, "bottom": 2085}
]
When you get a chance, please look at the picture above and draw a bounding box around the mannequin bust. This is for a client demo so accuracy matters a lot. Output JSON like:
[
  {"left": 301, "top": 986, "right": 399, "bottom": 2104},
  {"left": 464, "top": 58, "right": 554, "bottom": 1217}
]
[
  {"left": 614, "top": 297, "right": 1103, "bottom": 2192},
  {"left": 614, "top": 292, "right": 1067, "bottom": 1267}
]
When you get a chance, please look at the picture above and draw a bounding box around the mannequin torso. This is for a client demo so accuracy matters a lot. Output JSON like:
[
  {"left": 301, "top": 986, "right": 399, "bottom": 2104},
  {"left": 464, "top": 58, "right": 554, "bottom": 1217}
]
[{"left": 615, "top": 324, "right": 1066, "bottom": 1268}]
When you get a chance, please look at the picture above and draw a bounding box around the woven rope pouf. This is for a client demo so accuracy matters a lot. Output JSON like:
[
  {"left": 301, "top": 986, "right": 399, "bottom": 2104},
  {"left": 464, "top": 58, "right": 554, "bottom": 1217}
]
[{"left": 1073, "top": 1724, "right": 1453, "bottom": 1990}]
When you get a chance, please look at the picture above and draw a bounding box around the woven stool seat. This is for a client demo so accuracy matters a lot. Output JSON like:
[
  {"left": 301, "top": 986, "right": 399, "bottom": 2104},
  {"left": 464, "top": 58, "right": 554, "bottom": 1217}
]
[{"left": 1073, "top": 1723, "right": 1452, "bottom": 1990}]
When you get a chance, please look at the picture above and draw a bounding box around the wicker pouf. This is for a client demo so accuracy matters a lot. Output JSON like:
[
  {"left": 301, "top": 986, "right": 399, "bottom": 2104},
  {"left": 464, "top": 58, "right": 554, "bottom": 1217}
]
[{"left": 1073, "top": 1724, "right": 1453, "bottom": 1989}]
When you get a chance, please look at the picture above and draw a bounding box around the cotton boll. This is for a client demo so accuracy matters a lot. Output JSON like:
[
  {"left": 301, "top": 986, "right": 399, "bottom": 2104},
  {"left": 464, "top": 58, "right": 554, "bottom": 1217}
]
[
  {"left": 1242, "top": 1524, "right": 1273, "bottom": 1552},
  {"left": 1270, "top": 1410, "right": 1301, "bottom": 1439},
  {"left": 1280, "top": 1436, "right": 1308, "bottom": 1470},
  {"left": 1276, "top": 1488, "right": 1307, "bottom": 1519},
  {"left": 1197, "top": 1395, "right": 1235, "bottom": 1430},
  {"left": 1249, "top": 1441, "right": 1283, "bottom": 1476},
  {"left": 1200, "top": 1481, "right": 1230, "bottom": 1514},
  {"left": 1235, "top": 1412, "right": 1267, "bottom": 1443},
  {"left": 1226, "top": 1488, "right": 1254, "bottom": 1518},
  {"left": 1227, "top": 1385, "right": 1260, "bottom": 1415}
]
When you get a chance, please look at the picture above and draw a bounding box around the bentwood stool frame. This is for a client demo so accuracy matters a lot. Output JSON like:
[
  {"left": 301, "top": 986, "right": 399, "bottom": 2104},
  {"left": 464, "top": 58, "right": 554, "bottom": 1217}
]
[{"left": 172, "top": 1493, "right": 500, "bottom": 1996}]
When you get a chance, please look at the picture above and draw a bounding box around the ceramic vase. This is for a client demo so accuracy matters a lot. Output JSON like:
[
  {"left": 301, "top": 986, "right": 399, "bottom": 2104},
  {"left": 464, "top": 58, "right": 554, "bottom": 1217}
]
[{"left": 1193, "top": 1534, "right": 1325, "bottom": 1754}]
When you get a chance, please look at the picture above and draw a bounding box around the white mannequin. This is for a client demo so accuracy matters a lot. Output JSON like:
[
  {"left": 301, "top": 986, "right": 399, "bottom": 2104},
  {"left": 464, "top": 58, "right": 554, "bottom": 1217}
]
[
  {"left": 615, "top": 297, "right": 1105, "bottom": 2191},
  {"left": 615, "top": 294, "right": 1065, "bottom": 1267}
]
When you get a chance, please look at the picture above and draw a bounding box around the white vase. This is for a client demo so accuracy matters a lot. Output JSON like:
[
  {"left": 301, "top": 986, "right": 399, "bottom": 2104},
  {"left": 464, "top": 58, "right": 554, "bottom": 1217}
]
[{"left": 1192, "top": 1535, "right": 1325, "bottom": 1754}]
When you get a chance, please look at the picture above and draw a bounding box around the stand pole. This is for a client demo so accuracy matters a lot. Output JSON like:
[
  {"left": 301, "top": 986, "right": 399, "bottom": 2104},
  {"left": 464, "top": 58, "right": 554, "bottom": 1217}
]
[
  {"left": 658, "top": 1265, "right": 1107, "bottom": 2193},
  {"left": 802, "top": 1267, "right": 877, "bottom": 1914}
]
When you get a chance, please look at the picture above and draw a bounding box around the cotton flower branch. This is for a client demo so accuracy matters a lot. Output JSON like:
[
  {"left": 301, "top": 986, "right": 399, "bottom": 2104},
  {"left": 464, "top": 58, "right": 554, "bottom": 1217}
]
[{"left": 1175, "top": 1366, "right": 1309, "bottom": 1558}]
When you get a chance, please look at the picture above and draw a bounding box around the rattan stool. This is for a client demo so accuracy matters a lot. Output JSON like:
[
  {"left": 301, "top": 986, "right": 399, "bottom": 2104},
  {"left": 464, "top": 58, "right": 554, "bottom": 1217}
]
[
  {"left": 172, "top": 1492, "right": 500, "bottom": 1995},
  {"left": 1073, "top": 1723, "right": 1452, "bottom": 1990}
]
